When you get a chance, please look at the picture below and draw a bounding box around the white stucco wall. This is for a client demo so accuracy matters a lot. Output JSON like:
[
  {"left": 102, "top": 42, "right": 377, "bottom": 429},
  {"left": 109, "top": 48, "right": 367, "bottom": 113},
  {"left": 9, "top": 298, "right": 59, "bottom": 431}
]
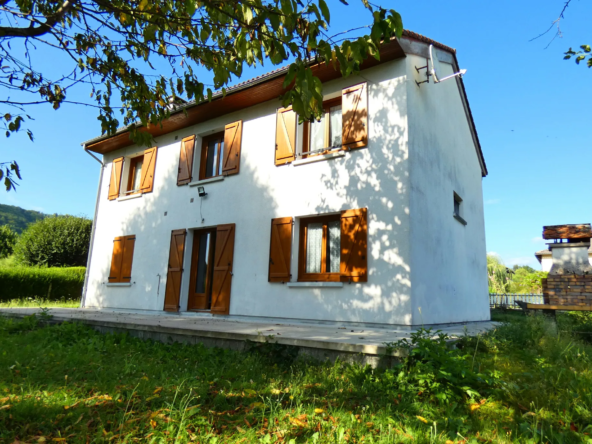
[
  {"left": 540, "top": 252, "right": 592, "bottom": 272},
  {"left": 85, "top": 59, "right": 417, "bottom": 326},
  {"left": 406, "top": 52, "right": 490, "bottom": 325}
]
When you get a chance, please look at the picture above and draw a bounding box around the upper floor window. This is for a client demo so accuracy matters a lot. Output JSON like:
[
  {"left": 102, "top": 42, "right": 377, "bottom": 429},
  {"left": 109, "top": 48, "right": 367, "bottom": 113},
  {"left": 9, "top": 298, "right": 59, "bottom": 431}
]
[
  {"left": 453, "top": 192, "right": 467, "bottom": 225},
  {"left": 108, "top": 147, "right": 157, "bottom": 201},
  {"left": 199, "top": 132, "right": 225, "bottom": 180},
  {"left": 126, "top": 155, "right": 144, "bottom": 195},
  {"left": 303, "top": 97, "right": 342, "bottom": 157},
  {"left": 274, "top": 82, "right": 368, "bottom": 166}
]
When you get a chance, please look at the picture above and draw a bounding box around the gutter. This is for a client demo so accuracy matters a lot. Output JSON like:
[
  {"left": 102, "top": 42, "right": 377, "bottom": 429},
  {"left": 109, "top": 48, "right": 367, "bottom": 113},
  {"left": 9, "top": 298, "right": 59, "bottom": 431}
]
[{"left": 81, "top": 145, "right": 104, "bottom": 308}]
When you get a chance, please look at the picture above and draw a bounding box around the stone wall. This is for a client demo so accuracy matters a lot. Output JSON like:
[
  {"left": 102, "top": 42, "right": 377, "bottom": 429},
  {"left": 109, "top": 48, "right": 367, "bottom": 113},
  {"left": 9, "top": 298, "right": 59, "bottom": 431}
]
[{"left": 543, "top": 275, "right": 592, "bottom": 306}]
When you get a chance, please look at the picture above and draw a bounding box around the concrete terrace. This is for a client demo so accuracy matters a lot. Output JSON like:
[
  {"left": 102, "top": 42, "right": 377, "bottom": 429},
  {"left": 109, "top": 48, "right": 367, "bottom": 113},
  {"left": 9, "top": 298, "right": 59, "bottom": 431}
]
[{"left": 0, "top": 308, "right": 497, "bottom": 367}]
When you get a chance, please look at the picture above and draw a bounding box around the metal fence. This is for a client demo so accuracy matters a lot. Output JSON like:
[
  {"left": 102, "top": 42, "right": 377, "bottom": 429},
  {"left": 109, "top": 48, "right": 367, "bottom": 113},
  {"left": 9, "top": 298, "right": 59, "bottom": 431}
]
[{"left": 490, "top": 293, "right": 544, "bottom": 309}]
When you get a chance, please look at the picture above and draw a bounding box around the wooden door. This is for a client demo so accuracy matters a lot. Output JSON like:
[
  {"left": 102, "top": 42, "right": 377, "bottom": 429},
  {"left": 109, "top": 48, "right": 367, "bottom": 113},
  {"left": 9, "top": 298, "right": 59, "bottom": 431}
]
[
  {"left": 187, "top": 229, "right": 216, "bottom": 310},
  {"left": 210, "top": 224, "right": 235, "bottom": 315},
  {"left": 163, "top": 229, "right": 187, "bottom": 312}
]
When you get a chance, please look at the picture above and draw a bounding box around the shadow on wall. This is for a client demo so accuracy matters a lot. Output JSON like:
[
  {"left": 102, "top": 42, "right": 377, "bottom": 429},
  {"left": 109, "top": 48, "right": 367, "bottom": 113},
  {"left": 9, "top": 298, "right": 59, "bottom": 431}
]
[{"left": 310, "top": 76, "right": 412, "bottom": 324}]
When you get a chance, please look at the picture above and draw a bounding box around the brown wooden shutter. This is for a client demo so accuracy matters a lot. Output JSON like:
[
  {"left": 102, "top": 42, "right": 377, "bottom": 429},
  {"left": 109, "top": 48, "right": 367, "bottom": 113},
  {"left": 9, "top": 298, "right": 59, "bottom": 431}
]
[
  {"left": 268, "top": 217, "right": 293, "bottom": 282},
  {"left": 140, "top": 147, "right": 157, "bottom": 193},
  {"left": 108, "top": 236, "right": 124, "bottom": 282},
  {"left": 342, "top": 83, "right": 368, "bottom": 150},
  {"left": 275, "top": 107, "right": 296, "bottom": 165},
  {"left": 340, "top": 208, "right": 368, "bottom": 282},
  {"left": 108, "top": 157, "right": 124, "bottom": 200},
  {"left": 120, "top": 235, "right": 136, "bottom": 283},
  {"left": 177, "top": 135, "right": 196, "bottom": 185},
  {"left": 211, "top": 223, "right": 235, "bottom": 315},
  {"left": 163, "top": 229, "right": 187, "bottom": 312},
  {"left": 222, "top": 120, "right": 242, "bottom": 175}
]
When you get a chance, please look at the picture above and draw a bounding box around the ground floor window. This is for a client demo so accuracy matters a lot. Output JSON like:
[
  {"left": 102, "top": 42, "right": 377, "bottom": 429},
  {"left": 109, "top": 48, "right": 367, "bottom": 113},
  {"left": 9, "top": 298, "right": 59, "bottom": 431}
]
[{"left": 298, "top": 214, "right": 342, "bottom": 282}]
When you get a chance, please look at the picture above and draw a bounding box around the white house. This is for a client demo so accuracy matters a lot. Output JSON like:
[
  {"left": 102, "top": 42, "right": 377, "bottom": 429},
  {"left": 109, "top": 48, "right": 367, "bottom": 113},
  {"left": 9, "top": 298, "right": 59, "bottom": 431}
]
[
  {"left": 536, "top": 246, "right": 592, "bottom": 272},
  {"left": 81, "top": 30, "right": 490, "bottom": 326}
]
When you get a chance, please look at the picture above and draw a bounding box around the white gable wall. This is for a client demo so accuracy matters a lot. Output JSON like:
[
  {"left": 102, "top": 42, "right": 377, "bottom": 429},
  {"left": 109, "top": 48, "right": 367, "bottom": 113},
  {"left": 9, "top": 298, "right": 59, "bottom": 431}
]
[
  {"left": 406, "top": 53, "right": 490, "bottom": 325},
  {"left": 84, "top": 59, "right": 416, "bottom": 326}
]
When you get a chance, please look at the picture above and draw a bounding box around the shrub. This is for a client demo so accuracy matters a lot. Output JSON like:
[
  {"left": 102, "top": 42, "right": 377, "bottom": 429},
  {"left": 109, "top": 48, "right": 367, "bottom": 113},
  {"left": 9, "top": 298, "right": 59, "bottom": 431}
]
[
  {"left": 0, "top": 266, "right": 85, "bottom": 302},
  {"left": 0, "top": 225, "right": 18, "bottom": 258},
  {"left": 14, "top": 215, "right": 92, "bottom": 267}
]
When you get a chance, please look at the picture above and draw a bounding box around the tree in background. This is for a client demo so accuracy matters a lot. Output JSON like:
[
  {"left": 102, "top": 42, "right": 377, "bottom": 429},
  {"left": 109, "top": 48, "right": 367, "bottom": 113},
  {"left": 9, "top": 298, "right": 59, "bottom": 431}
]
[
  {"left": 487, "top": 254, "right": 512, "bottom": 294},
  {"left": 510, "top": 266, "right": 548, "bottom": 294},
  {"left": 14, "top": 216, "right": 92, "bottom": 267},
  {"left": 0, "top": 0, "right": 402, "bottom": 190},
  {"left": 0, "top": 225, "right": 18, "bottom": 258}
]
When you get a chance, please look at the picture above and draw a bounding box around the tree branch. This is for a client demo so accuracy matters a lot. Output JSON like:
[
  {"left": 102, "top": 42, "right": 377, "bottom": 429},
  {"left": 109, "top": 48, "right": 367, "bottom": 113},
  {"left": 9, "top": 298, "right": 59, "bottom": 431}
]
[{"left": 0, "top": 0, "right": 75, "bottom": 38}]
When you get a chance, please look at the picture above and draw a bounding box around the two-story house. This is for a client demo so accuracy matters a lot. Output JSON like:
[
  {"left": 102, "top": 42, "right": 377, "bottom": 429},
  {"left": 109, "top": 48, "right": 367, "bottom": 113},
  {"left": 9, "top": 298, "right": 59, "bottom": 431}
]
[{"left": 81, "top": 30, "right": 490, "bottom": 326}]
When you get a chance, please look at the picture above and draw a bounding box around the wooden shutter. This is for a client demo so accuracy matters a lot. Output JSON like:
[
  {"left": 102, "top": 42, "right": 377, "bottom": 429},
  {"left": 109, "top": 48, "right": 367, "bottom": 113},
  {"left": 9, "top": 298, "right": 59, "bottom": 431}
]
[
  {"left": 340, "top": 208, "right": 368, "bottom": 282},
  {"left": 342, "top": 83, "right": 368, "bottom": 150},
  {"left": 222, "top": 120, "right": 242, "bottom": 175},
  {"left": 140, "top": 147, "right": 157, "bottom": 193},
  {"left": 120, "top": 236, "right": 136, "bottom": 283},
  {"left": 211, "top": 224, "right": 235, "bottom": 315},
  {"left": 108, "top": 235, "right": 135, "bottom": 283},
  {"left": 177, "top": 135, "right": 195, "bottom": 185},
  {"left": 275, "top": 107, "right": 296, "bottom": 165},
  {"left": 163, "top": 229, "right": 187, "bottom": 312},
  {"left": 268, "top": 217, "right": 293, "bottom": 282},
  {"left": 108, "top": 236, "right": 124, "bottom": 282},
  {"left": 108, "top": 157, "right": 124, "bottom": 200}
]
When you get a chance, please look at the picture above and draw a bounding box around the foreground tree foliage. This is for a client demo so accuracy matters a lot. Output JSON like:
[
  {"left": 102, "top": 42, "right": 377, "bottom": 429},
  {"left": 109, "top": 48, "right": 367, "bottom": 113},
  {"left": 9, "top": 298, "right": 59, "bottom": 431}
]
[
  {"left": 0, "top": 0, "right": 403, "bottom": 190},
  {"left": 14, "top": 215, "right": 92, "bottom": 267}
]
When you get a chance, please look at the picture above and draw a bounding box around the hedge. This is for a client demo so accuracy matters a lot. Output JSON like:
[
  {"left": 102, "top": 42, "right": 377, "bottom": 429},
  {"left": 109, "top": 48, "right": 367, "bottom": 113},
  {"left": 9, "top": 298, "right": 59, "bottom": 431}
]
[{"left": 0, "top": 266, "right": 86, "bottom": 302}]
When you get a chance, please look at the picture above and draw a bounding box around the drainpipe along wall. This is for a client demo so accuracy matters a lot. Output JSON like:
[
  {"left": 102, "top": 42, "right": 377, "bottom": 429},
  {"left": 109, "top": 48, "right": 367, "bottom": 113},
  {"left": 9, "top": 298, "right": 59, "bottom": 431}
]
[{"left": 81, "top": 145, "right": 104, "bottom": 308}]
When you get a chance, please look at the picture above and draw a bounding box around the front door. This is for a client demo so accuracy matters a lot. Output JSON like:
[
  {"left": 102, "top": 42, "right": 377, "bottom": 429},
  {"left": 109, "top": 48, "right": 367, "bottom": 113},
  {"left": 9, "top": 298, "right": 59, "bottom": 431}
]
[{"left": 187, "top": 228, "right": 217, "bottom": 310}]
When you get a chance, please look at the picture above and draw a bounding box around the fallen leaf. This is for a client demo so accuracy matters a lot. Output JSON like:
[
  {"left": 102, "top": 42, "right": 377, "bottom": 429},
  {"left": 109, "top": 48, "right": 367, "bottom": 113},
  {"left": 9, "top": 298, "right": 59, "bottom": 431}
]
[
  {"left": 416, "top": 415, "right": 428, "bottom": 424},
  {"left": 0, "top": 405, "right": 11, "bottom": 410},
  {"left": 153, "top": 387, "right": 162, "bottom": 394},
  {"left": 150, "top": 419, "right": 157, "bottom": 428},
  {"left": 271, "top": 389, "right": 281, "bottom": 395},
  {"left": 470, "top": 403, "right": 481, "bottom": 412},
  {"left": 52, "top": 439, "right": 67, "bottom": 442},
  {"left": 314, "top": 408, "right": 324, "bottom": 414},
  {"left": 571, "top": 423, "right": 579, "bottom": 432}
]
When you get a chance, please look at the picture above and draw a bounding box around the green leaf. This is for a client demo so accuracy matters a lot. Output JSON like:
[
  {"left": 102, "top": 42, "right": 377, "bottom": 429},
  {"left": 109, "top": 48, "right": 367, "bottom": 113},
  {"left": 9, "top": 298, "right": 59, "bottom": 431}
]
[{"left": 318, "top": 0, "right": 330, "bottom": 24}]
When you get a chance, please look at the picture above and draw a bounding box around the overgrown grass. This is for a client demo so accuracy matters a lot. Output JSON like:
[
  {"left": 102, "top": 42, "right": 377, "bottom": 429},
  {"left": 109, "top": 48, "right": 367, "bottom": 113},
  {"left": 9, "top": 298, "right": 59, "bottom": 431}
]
[
  {"left": 0, "top": 297, "right": 80, "bottom": 308},
  {"left": 1, "top": 312, "right": 592, "bottom": 443}
]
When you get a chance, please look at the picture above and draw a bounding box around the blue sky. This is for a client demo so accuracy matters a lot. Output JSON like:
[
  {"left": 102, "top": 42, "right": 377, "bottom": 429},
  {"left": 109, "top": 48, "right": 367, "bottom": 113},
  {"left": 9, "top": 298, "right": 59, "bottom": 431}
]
[{"left": 1, "top": 0, "right": 590, "bottom": 270}]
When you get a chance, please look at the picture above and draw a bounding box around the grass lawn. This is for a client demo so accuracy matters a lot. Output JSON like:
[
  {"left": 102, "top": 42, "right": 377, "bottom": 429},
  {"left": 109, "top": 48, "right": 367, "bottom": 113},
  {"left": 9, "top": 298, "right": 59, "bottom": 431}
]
[
  {"left": 0, "top": 298, "right": 80, "bottom": 309},
  {"left": 1, "top": 312, "right": 592, "bottom": 443}
]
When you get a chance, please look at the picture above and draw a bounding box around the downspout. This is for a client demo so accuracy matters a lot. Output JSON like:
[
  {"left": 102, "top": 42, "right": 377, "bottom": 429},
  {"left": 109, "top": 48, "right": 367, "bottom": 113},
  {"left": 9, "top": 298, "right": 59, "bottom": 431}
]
[{"left": 81, "top": 144, "right": 104, "bottom": 309}]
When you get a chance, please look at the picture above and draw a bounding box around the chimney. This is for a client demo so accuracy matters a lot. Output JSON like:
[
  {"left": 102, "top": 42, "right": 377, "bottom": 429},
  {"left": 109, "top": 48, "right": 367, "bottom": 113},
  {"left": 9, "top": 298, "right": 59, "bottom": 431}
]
[{"left": 541, "top": 224, "right": 592, "bottom": 307}]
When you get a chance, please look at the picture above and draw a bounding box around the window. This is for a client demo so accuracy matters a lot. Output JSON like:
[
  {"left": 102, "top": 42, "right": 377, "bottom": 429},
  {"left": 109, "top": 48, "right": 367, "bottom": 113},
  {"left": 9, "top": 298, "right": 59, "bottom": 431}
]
[
  {"left": 107, "top": 147, "right": 157, "bottom": 200},
  {"left": 453, "top": 192, "right": 467, "bottom": 225},
  {"left": 199, "top": 132, "right": 225, "bottom": 180},
  {"left": 298, "top": 214, "right": 342, "bottom": 282},
  {"left": 303, "top": 97, "right": 342, "bottom": 157},
  {"left": 108, "top": 235, "right": 136, "bottom": 283},
  {"left": 273, "top": 82, "right": 368, "bottom": 166},
  {"left": 126, "top": 155, "right": 143, "bottom": 195}
]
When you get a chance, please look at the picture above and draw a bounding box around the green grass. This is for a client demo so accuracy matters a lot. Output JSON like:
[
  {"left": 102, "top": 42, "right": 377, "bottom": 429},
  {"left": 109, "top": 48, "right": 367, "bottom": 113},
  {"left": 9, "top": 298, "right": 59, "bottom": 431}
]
[
  {"left": 1, "top": 312, "right": 592, "bottom": 443},
  {"left": 0, "top": 297, "right": 80, "bottom": 308}
]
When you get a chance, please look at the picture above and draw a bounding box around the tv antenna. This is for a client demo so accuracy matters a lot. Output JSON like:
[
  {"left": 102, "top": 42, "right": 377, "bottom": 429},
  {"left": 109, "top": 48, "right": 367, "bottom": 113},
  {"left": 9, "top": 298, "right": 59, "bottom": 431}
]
[{"left": 415, "top": 44, "right": 467, "bottom": 87}]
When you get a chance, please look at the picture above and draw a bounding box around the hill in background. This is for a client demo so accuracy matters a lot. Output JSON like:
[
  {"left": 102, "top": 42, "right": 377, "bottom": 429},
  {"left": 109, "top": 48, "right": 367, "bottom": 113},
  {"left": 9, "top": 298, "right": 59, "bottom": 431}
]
[{"left": 0, "top": 204, "right": 46, "bottom": 233}]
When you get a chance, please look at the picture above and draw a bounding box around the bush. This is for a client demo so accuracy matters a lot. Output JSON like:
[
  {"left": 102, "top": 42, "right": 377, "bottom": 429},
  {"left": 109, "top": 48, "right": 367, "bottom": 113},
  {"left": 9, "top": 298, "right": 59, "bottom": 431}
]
[
  {"left": 14, "top": 215, "right": 92, "bottom": 267},
  {"left": 0, "top": 266, "right": 85, "bottom": 301},
  {"left": 0, "top": 225, "right": 18, "bottom": 258}
]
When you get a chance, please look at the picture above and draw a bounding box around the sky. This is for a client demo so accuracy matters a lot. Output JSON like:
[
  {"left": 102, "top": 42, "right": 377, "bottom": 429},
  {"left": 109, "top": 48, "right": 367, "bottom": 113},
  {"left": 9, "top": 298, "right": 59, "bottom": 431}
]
[{"left": 1, "top": 0, "right": 590, "bottom": 270}]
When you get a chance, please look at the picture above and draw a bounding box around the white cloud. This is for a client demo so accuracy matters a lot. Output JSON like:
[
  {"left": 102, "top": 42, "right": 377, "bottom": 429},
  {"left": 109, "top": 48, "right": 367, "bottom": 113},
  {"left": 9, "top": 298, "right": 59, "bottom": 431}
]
[{"left": 485, "top": 198, "right": 500, "bottom": 205}]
